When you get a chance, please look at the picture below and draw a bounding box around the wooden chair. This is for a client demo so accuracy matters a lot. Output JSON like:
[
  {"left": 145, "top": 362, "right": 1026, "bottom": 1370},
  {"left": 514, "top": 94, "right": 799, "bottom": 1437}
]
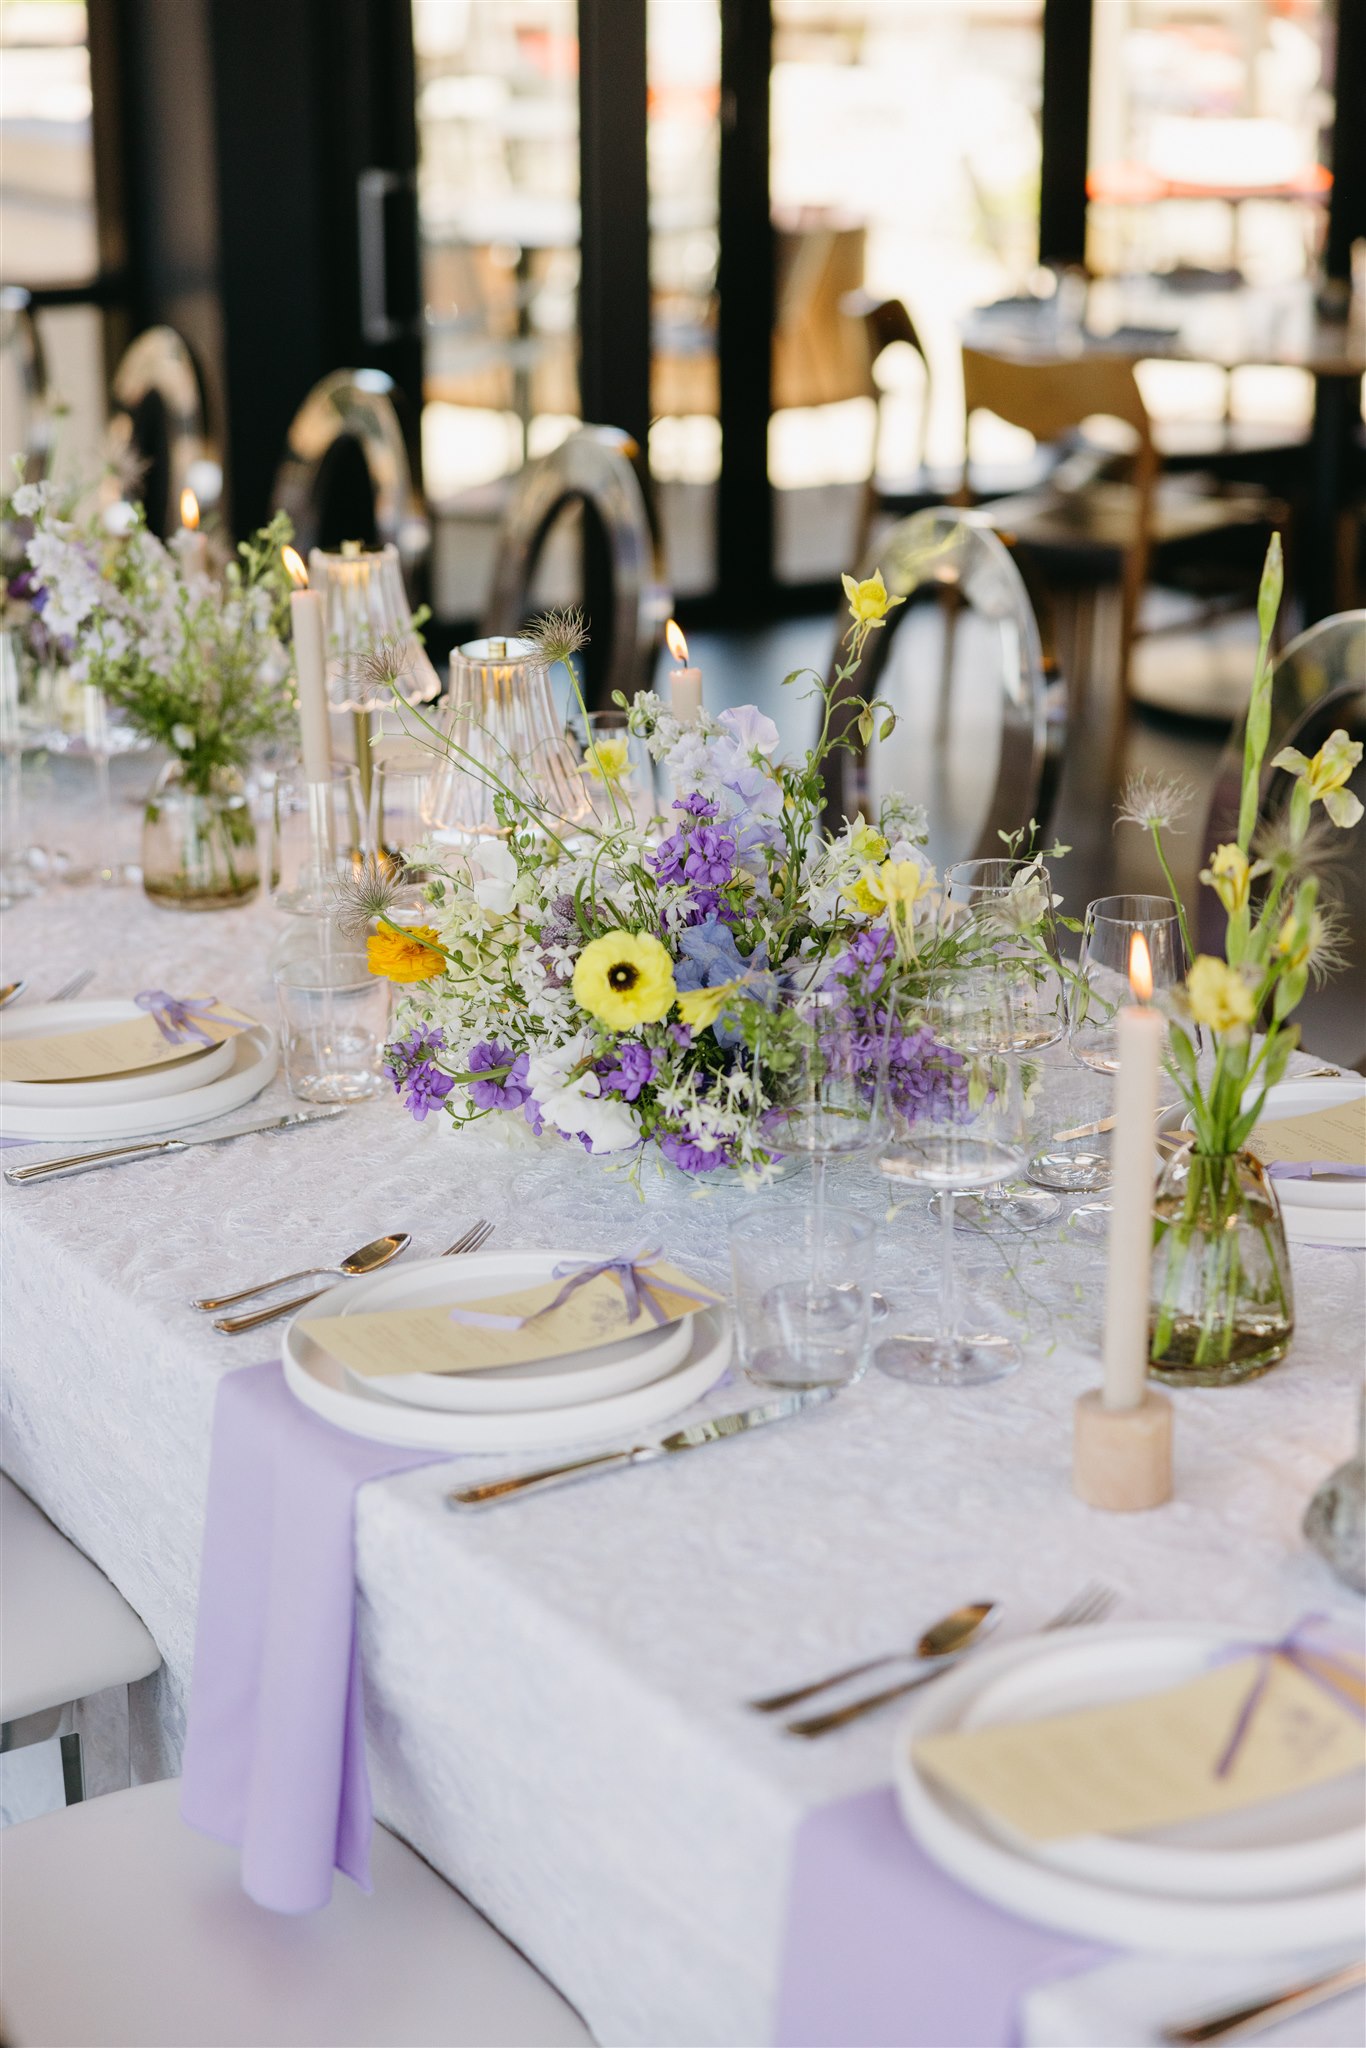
[
  {"left": 106, "top": 326, "right": 220, "bottom": 540},
  {"left": 961, "top": 346, "right": 1283, "bottom": 772},
  {"left": 272, "top": 369, "right": 430, "bottom": 598},
  {"left": 483, "top": 426, "right": 670, "bottom": 710},
  {"left": 820, "top": 508, "right": 1065, "bottom": 870}
]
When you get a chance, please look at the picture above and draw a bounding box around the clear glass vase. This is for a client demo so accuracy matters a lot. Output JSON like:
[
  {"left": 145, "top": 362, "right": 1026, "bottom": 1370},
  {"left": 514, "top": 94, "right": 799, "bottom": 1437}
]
[
  {"left": 1149, "top": 1143, "right": 1294, "bottom": 1386},
  {"left": 142, "top": 760, "right": 260, "bottom": 911}
]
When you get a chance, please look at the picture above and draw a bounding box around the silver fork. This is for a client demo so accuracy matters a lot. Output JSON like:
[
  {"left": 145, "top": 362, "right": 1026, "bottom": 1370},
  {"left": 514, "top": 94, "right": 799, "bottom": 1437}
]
[
  {"left": 48, "top": 968, "right": 95, "bottom": 1003},
  {"left": 784, "top": 1581, "right": 1118, "bottom": 1738},
  {"left": 443, "top": 1219, "right": 494, "bottom": 1257}
]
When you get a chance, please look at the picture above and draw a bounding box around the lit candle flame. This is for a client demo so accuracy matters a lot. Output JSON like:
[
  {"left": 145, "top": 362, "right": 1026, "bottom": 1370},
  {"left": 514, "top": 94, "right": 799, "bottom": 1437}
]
[
  {"left": 180, "top": 489, "right": 200, "bottom": 531},
  {"left": 665, "top": 618, "right": 689, "bottom": 666},
  {"left": 281, "top": 546, "right": 308, "bottom": 589},
  {"left": 1128, "top": 930, "right": 1154, "bottom": 1004}
]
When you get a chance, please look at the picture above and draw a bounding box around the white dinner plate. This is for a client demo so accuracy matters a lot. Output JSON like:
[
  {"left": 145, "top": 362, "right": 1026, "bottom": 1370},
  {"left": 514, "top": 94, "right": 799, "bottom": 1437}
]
[
  {"left": 894, "top": 1625, "right": 1366, "bottom": 1954},
  {"left": 1161, "top": 1075, "right": 1366, "bottom": 1249},
  {"left": 0, "top": 1024, "right": 279, "bottom": 1142},
  {"left": 0, "top": 1000, "right": 238, "bottom": 1107},
  {"left": 956, "top": 1629, "right": 1365, "bottom": 1897},
  {"left": 282, "top": 1251, "right": 732, "bottom": 1452},
  {"left": 343, "top": 1251, "right": 694, "bottom": 1412}
]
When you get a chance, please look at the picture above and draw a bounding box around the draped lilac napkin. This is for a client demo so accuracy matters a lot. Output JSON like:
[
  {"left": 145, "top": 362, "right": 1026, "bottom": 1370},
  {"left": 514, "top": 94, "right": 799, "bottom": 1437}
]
[
  {"left": 180, "top": 1362, "right": 443, "bottom": 1913},
  {"left": 775, "top": 1788, "right": 1107, "bottom": 2048},
  {"left": 1266, "top": 1161, "right": 1366, "bottom": 1180}
]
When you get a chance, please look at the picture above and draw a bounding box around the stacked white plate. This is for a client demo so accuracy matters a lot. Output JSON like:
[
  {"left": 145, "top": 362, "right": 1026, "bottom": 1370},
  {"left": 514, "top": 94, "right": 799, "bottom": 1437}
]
[
  {"left": 894, "top": 1623, "right": 1366, "bottom": 1953},
  {"left": 282, "top": 1248, "right": 733, "bottom": 1452},
  {"left": 1160, "top": 1075, "right": 1365, "bottom": 1250},
  {"left": 0, "top": 1000, "right": 279, "bottom": 1142}
]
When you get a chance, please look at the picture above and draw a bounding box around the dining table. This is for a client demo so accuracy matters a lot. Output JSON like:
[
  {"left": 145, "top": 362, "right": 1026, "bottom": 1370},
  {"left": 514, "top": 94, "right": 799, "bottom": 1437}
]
[{"left": 2, "top": 870, "right": 1363, "bottom": 2047}]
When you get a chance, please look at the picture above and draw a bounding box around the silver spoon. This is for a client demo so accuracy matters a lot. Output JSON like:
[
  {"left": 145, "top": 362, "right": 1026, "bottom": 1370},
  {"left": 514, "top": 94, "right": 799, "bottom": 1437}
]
[
  {"left": 193, "top": 1232, "right": 410, "bottom": 1314},
  {"left": 749, "top": 1600, "right": 998, "bottom": 1715},
  {"left": 0, "top": 980, "right": 27, "bottom": 1010}
]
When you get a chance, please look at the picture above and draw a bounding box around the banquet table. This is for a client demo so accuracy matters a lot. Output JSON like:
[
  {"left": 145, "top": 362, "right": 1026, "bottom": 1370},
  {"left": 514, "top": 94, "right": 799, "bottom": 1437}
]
[{"left": 2, "top": 877, "right": 1363, "bottom": 2047}]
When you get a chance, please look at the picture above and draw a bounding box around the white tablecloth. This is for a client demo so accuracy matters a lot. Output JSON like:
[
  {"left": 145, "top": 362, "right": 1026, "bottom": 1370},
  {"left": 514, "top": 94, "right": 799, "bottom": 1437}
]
[{"left": 2, "top": 881, "right": 1362, "bottom": 2046}]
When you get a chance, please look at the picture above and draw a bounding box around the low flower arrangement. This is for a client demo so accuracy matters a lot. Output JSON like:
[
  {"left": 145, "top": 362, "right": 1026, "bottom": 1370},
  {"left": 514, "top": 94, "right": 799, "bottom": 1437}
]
[{"left": 356, "top": 578, "right": 976, "bottom": 1183}]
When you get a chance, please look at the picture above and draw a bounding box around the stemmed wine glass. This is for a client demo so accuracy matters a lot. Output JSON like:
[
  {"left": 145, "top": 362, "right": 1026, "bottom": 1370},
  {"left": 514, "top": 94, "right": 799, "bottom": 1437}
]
[
  {"left": 943, "top": 857, "right": 1066, "bottom": 1230},
  {"left": 1028, "top": 893, "right": 1187, "bottom": 1234},
  {"left": 874, "top": 962, "right": 1029, "bottom": 1387}
]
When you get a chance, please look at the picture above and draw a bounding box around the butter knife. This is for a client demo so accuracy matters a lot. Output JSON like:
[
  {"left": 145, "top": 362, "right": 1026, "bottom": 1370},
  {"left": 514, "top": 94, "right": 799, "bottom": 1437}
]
[
  {"left": 447, "top": 1387, "right": 836, "bottom": 1509},
  {"left": 4, "top": 1105, "right": 345, "bottom": 1184}
]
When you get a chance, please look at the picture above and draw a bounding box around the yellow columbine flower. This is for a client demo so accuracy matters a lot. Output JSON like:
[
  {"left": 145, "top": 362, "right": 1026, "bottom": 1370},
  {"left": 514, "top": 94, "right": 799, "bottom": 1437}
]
[
  {"left": 676, "top": 980, "right": 741, "bottom": 1031},
  {"left": 1199, "top": 844, "right": 1254, "bottom": 918},
  {"left": 841, "top": 568, "right": 904, "bottom": 635},
  {"left": 573, "top": 931, "right": 676, "bottom": 1031},
  {"left": 366, "top": 924, "right": 446, "bottom": 984},
  {"left": 1273, "top": 909, "right": 1323, "bottom": 973},
  {"left": 581, "top": 735, "right": 631, "bottom": 786},
  {"left": 1185, "top": 955, "right": 1256, "bottom": 1035},
  {"left": 844, "top": 856, "right": 932, "bottom": 919},
  {"left": 849, "top": 822, "right": 888, "bottom": 865},
  {"left": 1270, "top": 729, "right": 1364, "bottom": 829}
]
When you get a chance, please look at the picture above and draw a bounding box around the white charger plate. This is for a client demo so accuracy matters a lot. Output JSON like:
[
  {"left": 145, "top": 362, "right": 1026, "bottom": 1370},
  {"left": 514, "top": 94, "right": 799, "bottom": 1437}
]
[
  {"left": 283, "top": 1251, "right": 732, "bottom": 1451},
  {"left": 894, "top": 1625, "right": 1366, "bottom": 1954},
  {"left": 0, "top": 1000, "right": 237, "bottom": 1107},
  {"left": 341, "top": 1251, "right": 693, "bottom": 1412},
  {"left": 956, "top": 1629, "right": 1365, "bottom": 1897},
  {"left": 0, "top": 1024, "right": 278, "bottom": 1142}
]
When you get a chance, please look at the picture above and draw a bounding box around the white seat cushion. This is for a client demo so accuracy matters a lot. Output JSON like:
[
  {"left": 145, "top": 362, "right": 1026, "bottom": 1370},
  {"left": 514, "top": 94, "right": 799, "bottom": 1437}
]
[
  {"left": 1, "top": 1474, "right": 160, "bottom": 1722},
  {"left": 0, "top": 1780, "right": 594, "bottom": 2047}
]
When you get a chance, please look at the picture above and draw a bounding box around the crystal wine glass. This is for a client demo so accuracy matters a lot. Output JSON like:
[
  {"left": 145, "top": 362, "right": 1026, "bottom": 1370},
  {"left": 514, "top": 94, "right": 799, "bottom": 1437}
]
[{"left": 874, "top": 962, "right": 1029, "bottom": 1387}]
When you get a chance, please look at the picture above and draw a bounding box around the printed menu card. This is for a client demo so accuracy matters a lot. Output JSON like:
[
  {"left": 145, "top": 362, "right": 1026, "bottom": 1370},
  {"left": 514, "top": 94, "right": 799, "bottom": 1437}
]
[
  {"left": 1246, "top": 1095, "right": 1366, "bottom": 1170},
  {"left": 0, "top": 1004, "right": 253, "bottom": 1086}
]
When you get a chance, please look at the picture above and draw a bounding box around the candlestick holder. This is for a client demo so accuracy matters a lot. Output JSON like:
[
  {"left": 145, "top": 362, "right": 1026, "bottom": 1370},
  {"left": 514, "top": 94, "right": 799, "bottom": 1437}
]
[{"left": 1073, "top": 1387, "right": 1173, "bottom": 1512}]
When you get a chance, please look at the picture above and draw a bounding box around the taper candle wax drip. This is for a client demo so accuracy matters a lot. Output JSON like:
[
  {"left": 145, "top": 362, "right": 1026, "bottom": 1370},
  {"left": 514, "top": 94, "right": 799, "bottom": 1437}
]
[
  {"left": 1074, "top": 930, "right": 1174, "bottom": 1511},
  {"left": 176, "top": 489, "right": 208, "bottom": 578},
  {"left": 282, "top": 546, "right": 333, "bottom": 788},
  {"left": 665, "top": 618, "right": 702, "bottom": 725}
]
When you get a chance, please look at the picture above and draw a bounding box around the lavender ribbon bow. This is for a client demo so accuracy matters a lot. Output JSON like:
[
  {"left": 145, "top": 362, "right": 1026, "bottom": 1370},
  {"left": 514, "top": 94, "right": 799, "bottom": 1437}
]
[
  {"left": 1213, "top": 1615, "right": 1364, "bottom": 1779},
  {"left": 135, "top": 990, "right": 245, "bottom": 1048},
  {"left": 1266, "top": 1160, "right": 1366, "bottom": 1181},
  {"left": 449, "top": 1245, "right": 714, "bottom": 1332}
]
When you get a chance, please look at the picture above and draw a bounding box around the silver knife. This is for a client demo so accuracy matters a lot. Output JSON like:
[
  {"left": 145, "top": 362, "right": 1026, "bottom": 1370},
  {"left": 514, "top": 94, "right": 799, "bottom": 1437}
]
[
  {"left": 4, "top": 1105, "right": 346, "bottom": 1185},
  {"left": 446, "top": 1388, "right": 836, "bottom": 1509}
]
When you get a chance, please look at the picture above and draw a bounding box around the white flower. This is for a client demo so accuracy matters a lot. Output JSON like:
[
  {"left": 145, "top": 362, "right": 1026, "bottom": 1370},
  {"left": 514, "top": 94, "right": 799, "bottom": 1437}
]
[
  {"left": 523, "top": 1032, "right": 639, "bottom": 1154},
  {"left": 470, "top": 839, "right": 518, "bottom": 917},
  {"left": 717, "top": 705, "right": 779, "bottom": 760},
  {"left": 10, "top": 482, "right": 49, "bottom": 517},
  {"left": 171, "top": 723, "right": 197, "bottom": 754}
]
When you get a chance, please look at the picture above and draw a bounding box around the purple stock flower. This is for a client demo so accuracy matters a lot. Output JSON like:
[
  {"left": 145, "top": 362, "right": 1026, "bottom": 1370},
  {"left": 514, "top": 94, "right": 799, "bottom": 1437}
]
[
  {"left": 660, "top": 1130, "right": 730, "bottom": 1173},
  {"left": 383, "top": 1024, "right": 455, "bottom": 1124},
  {"left": 683, "top": 824, "right": 737, "bottom": 889},
  {"left": 600, "top": 1041, "right": 658, "bottom": 1102},
  {"left": 468, "top": 1039, "right": 535, "bottom": 1112},
  {"left": 881, "top": 1021, "right": 970, "bottom": 1122}
]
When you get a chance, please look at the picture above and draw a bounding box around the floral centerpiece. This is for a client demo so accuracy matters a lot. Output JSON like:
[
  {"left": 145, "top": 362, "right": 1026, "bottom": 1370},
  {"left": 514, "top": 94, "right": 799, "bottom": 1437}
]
[
  {"left": 10, "top": 481, "right": 296, "bottom": 907},
  {"left": 1118, "top": 536, "right": 1363, "bottom": 1384},
  {"left": 356, "top": 577, "right": 967, "bottom": 1183}
]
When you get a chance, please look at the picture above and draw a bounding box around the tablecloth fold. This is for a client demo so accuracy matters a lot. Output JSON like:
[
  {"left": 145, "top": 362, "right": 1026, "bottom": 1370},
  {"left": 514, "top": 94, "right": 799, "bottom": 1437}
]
[
  {"left": 180, "top": 1361, "right": 441, "bottom": 1912},
  {"left": 774, "top": 1786, "right": 1106, "bottom": 2048}
]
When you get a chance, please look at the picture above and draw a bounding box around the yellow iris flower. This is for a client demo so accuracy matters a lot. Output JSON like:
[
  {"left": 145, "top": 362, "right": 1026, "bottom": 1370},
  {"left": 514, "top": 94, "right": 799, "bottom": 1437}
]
[
  {"left": 675, "top": 980, "right": 741, "bottom": 1032},
  {"left": 1185, "top": 955, "right": 1256, "bottom": 1035},
  {"left": 366, "top": 924, "right": 446, "bottom": 984},
  {"left": 573, "top": 931, "right": 676, "bottom": 1031},
  {"left": 1199, "top": 844, "right": 1255, "bottom": 918},
  {"left": 1273, "top": 909, "right": 1323, "bottom": 973},
  {"left": 1270, "top": 728, "right": 1364, "bottom": 829}
]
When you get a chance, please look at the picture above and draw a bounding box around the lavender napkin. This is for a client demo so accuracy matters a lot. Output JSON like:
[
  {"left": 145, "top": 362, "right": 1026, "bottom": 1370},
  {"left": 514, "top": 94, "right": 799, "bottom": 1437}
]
[
  {"left": 775, "top": 1788, "right": 1106, "bottom": 2048},
  {"left": 1266, "top": 1161, "right": 1366, "bottom": 1180},
  {"left": 181, "top": 1362, "right": 442, "bottom": 1912}
]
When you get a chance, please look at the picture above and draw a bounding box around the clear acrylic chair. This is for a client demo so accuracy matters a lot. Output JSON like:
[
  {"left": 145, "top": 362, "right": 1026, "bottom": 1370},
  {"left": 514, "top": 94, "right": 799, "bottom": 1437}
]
[
  {"left": 106, "top": 325, "right": 220, "bottom": 540},
  {"left": 272, "top": 368, "right": 431, "bottom": 597}
]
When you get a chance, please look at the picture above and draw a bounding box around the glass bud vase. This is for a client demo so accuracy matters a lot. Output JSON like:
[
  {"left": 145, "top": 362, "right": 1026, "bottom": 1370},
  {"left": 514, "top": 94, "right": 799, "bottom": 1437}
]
[
  {"left": 1148, "top": 1143, "right": 1293, "bottom": 1386},
  {"left": 142, "top": 760, "right": 260, "bottom": 911}
]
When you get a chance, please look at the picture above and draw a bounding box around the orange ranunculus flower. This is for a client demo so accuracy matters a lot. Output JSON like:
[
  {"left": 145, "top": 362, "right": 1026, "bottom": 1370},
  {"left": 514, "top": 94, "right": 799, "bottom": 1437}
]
[{"left": 366, "top": 924, "right": 446, "bottom": 984}]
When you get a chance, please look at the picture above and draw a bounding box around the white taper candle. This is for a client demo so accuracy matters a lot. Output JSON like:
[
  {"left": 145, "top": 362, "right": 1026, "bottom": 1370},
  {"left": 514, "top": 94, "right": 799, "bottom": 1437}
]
[{"left": 1100, "top": 934, "right": 1164, "bottom": 1410}]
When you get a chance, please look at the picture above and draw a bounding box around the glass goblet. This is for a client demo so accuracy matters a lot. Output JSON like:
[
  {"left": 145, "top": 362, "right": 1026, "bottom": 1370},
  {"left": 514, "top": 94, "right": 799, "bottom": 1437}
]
[{"left": 875, "top": 963, "right": 1028, "bottom": 1388}]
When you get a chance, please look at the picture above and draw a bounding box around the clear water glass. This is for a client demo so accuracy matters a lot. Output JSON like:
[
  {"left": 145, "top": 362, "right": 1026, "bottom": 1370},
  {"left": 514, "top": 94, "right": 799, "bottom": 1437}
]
[
  {"left": 269, "top": 764, "right": 369, "bottom": 915},
  {"left": 875, "top": 964, "right": 1028, "bottom": 1387},
  {"left": 274, "top": 948, "right": 389, "bottom": 1102},
  {"left": 731, "top": 1203, "right": 873, "bottom": 1389}
]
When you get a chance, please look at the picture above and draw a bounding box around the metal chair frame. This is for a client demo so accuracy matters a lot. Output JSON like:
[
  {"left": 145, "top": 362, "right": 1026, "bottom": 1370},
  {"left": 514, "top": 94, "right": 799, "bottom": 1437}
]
[
  {"left": 272, "top": 368, "right": 430, "bottom": 591},
  {"left": 106, "top": 326, "right": 218, "bottom": 538}
]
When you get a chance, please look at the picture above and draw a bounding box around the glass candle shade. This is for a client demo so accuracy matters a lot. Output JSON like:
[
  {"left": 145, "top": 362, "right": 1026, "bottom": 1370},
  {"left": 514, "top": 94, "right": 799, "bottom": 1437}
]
[{"left": 424, "top": 635, "right": 591, "bottom": 843}]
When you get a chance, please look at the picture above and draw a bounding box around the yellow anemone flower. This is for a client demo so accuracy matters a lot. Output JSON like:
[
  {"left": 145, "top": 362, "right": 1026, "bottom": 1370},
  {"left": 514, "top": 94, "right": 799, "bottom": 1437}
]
[
  {"left": 1270, "top": 728, "right": 1364, "bottom": 829},
  {"left": 675, "top": 979, "right": 741, "bottom": 1032},
  {"left": 573, "top": 931, "right": 676, "bottom": 1031},
  {"left": 841, "top": 569, "right": 904, "bottom": 635},
  {"left": 367, "top": 924, "right": 446, "bottom": 984},
  {"left": 581, "top": 735, "right": 632, "bottom": 786},
  {"left": 1185, "top": 955, "right": 1256, "bottom": 1035}
]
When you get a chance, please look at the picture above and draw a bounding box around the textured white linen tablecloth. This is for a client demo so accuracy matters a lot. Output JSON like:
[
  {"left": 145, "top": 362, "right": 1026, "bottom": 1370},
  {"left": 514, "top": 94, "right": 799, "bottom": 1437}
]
[{"left": 1, "top": 884, "right": 1362, "bottom": 2047}]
